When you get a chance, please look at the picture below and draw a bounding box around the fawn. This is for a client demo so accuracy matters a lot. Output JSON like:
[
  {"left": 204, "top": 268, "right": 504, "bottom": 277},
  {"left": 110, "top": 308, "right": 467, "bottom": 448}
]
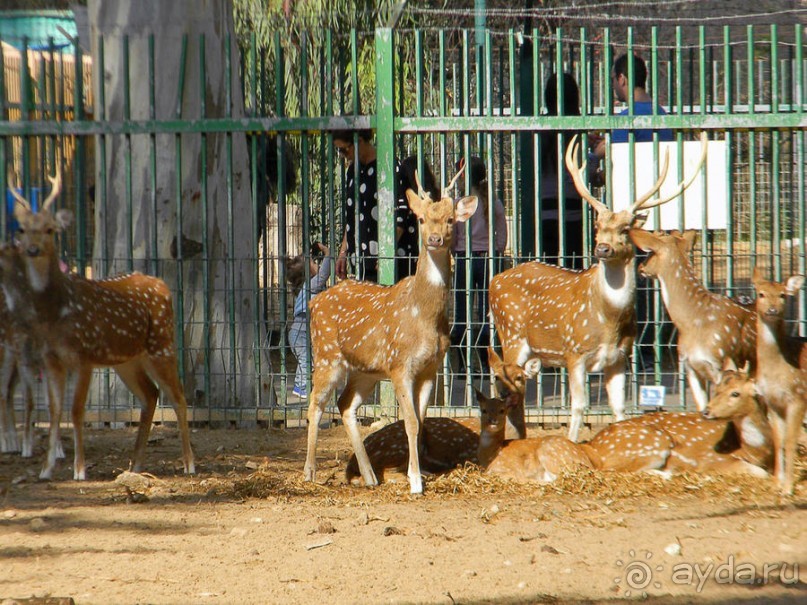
[
  {"left": 304, "top": 168, "right": 477, "bottom": 494},
  {"left": 751, "top": 270, "right": 806, "bottom": 494}
]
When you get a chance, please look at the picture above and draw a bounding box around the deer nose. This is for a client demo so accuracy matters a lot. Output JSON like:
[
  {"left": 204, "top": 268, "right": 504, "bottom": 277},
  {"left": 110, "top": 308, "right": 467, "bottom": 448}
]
[
  {"left": 594, "top": 243, "right": 614, "bottom": 259},
  {"left": 702, "top": 409, "right": 713, "bottom": 420},
  {"left": 427, "top": 234, "right": 443, "bottom": 248},
  {"left": 25, "top": 245, "right": 40, "bottom": 257}
]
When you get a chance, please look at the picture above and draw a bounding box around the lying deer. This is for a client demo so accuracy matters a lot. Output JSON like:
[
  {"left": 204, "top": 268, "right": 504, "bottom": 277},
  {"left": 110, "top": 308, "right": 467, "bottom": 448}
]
[
  {"left": 751, "top": 270, "right": 807, "bottom": 494},
  {"left": 630, "top": 229, "right": 756, "bottom": 410},
  {"left": 304, "top": 169, "right": 477, "bottom": 494},
  {"left": 345, "top": 417, "right": 479, "bottom": 484},
  {"left": 476, "top": 388, "right": 595, "bottom": 482},
  {"left": 489, "top": 347, "right": 772, "bottom": 478},
  {"left": 8, "top": 163, "right": 195, "bottom": 480},
  {"left": 489, "top": 134, "right": 708, "bottom": 441}
]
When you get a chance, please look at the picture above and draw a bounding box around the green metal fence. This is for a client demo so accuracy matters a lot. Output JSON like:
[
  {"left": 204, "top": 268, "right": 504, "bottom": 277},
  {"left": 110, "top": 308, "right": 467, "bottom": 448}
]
[{"left": 1, "top": 23, "right": 805, "bottom": 429}]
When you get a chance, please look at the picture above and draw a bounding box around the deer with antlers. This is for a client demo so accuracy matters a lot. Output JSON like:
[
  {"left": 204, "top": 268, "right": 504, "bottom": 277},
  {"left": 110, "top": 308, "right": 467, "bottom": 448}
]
[
  {"left": 489, "top": 134, "right": 708, "bottom": 442},
  {"left": 630, "top": 229, "right": 757, "bottom": 410},
  {"left": 751, "top": 270, "right": 807, "bottom": 494},
  {"left": 7, "top": 160, "right": 195, "bottom": 480},
  {"left": 303, "top": 167, "right": 477, "bottom": 494}
]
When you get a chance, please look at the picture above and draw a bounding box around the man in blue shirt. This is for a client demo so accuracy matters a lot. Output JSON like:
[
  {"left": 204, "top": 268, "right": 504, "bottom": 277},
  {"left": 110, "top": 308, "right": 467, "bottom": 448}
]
[{"left": 590, "top": 52, "right": 673, "bottom": 159}]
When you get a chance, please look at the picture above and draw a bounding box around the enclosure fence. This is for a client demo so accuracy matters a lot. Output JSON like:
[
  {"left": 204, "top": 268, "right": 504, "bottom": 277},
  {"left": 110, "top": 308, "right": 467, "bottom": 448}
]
[{"left": 0, "top": 23, "right": 805, "bottom": 429}]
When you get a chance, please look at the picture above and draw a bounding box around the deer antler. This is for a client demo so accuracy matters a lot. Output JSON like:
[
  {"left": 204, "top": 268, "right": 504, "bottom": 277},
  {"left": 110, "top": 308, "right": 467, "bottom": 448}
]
[
  {"left": 443, "top": 163, "right": 465, "bottom": 199},
  {"left": 633, "top": 132, "right": 709, "bottom": 212},
  {"left": 41, "top": 150, "right": 62, "bottom": 211},
  {"left": 565, "top": 136, "right": 608, "bottom": 214},
  {"left": 7, "top": 169, "right": 31, "bottom": 212},
  {"left": 413, "top": 169, "right": 428, "bottom": 200},
  {"left": 629, "top": 150, "right": 671, "bottom": 213}
]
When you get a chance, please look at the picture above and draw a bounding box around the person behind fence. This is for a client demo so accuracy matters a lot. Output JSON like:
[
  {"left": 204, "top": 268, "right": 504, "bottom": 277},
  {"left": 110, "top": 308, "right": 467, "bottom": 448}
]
[
  {"left": 396, "top": 154, "right": 440, "bottom": 279},
  {"left": 286, "top": 242, "right": 331, "bottom": 399},
  {"left": 451, "top": 156, "right": 507, "bottom": 371},
  {"left": 588, "top": 52, "right": 674, "bottom": 163},
  {"left": 540, "top": 72, "right": 585, "bottom": 269},
  {"left": 333, "top": 129, "right": 418, "bottom": 283}
]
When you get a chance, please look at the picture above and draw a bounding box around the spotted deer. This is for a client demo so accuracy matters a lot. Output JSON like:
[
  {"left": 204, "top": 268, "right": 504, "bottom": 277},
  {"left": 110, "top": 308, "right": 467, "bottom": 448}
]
[
  {"left": 304, "top": 169, "right": 478, "bottom": 494},
  {"left": 475, "top": 388, "right": 595, "bottom": 483},
  {"left": 489, "top": 134, "right": 708, "bottom": 441},
  {"left": 751, "top": 270, "right": 807, "bottom": 494},
  {"left": 0, "top": 244, "right": 49, "bottom": 458},
  {"left": 8, "top": 163, "right": 195, "bottom": 480},
  {"left": 345, "top": 417, "right": 479, "bottom": 484},
  {"left": 489, "top": 347, "right": 771, "bottom": 478},
  {"left": 630, "top": 229, "right": 756, "bottom": 410}
]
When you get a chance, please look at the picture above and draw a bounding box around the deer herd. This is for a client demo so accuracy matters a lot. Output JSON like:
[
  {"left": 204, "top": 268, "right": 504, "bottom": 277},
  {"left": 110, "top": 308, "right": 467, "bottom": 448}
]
[{"left": 2, "top": 135, "right": 805, "bottom": 498}]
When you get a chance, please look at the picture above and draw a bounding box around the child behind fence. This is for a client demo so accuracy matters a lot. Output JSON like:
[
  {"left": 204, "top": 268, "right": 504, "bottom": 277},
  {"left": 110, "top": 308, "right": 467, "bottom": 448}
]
[{"left": 286, "top": 242, "right": 331, "bottom": 399}]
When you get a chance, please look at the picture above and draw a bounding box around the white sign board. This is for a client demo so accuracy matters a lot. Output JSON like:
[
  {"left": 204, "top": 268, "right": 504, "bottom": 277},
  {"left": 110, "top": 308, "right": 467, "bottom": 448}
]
[
  {"left": 610, "top": 140, "right": 727, "bottom": 230},
  {"left": 639, "top": 385, "right": 666, "bottom": 408}
]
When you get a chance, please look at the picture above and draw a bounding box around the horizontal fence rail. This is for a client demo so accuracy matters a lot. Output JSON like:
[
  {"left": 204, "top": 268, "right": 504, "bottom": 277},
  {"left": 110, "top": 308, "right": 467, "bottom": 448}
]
[{"left": 0, "top": 22, "right": 805, "bottom": 430}]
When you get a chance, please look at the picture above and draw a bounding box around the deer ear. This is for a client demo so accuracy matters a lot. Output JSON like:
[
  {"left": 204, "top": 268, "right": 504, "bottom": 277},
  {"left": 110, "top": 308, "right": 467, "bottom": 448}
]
[
  {"left": 721, "top": 357, "right": 738, "bottom": 374},
  {"left": 487, "top": 346, "right": 502, "bottom": 370},
  {"left": 504, "top": 392, "right": 522, "bottom": 409},
  {"left": 632, "top": 212, "right": 649, "bottom": 229},
  {"left": 406, "top": 189, "right": 426, "bottom": 217},
  {"left": 785, "top": 275, "right": 805, "bottom": 296},
  {"left": 55, "top": 209, "right": 73, "bottom": 230},
  {"left": 628, "top": 228, "right": 654, "bottom": 251},
  {"left": 682, "top": 230, "right": 698, "bottom": 251},
  {"left": 473, "top": 387, "right": 487, "bottom": 405},
  {"left": 454, "top": 195, "right": 478, "bottom": 223},
  {"left": 752, "top": 266, "right": 765, "bottom": 287}
]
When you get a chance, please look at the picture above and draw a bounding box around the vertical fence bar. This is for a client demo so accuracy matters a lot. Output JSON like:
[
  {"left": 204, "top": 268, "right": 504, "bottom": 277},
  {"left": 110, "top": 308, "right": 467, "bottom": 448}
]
[
  {"left": 748, "top": 25, "right": 758, "bottom": 268},
  {"left": 770, "top": 25, "right": 782, "bottom": 279},
  {"left": 275, "top": 30, "right": 288, "bottom": 405},
  {"left": 225, "top": 33, "right": 238, "bottom": 407},
  {"left": 122, "top": 35, "right": 133, "bottom": 273},
  {"left": 248, "top": 32, "right": 262, "bottom": 409},
  {"left": 199, "top": 34, "right": 211, "bottom": 417},
  {"left": 724, "top": 26, "right": 735, "bottom": 295},
  {"left": 174, "top": 34, "right": 188, "bottom": 387},
  {"left": 796, "top": 24, "right": 806, "bottom": 334},
  {"left": 148, "top": 35, "right": 158, "bottom": 275}
]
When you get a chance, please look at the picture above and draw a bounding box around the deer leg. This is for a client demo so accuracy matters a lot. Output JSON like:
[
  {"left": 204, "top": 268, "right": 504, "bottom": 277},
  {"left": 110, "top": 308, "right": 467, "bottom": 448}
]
[
  {"left": 686, "top": 365, "right": 709, "bottom": 411},
  {"left": 767, "top": 409, "right": 787, "bottom": 486},
  {"left": 392, "top": 375, "right": 424, "bottom": 494},
  {"left": 338, "top": 374, "right": 379, "bottom": 488},
  {"left": 780, "top": 402, "right": 806, "bottom": 495},
  {"left": 567, "top": 362, "right": 588, "bottom": 442},
  {"left": 604, "top": 360, "right": 627, "bottom": 422},
  {"left": 18, "top": 360, "right": 37, "bottom": 458},
  {"left": 145, "top": 356, "right": 196, "bottom": 474},
  {"left": 70, "top": 366, "right": 93, "bottom": 481},
  {"left": 115, "top": 361, "right": 160, "bottom": 474},
  {"left": 304, "top": 364, "right": 344, "bottom": 482},
  {"left": 39, "top": 359, "right": 67, "bottom": 480},
  {"left": 0, "top": 350, "right": 20, "bottom": 453}
]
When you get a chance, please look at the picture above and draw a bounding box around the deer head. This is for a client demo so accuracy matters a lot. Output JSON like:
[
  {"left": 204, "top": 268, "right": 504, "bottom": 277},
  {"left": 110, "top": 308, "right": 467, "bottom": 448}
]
[
  {"left": 752, "top": 268, "right": 805, "bottom": 323},
  {"left": 8, "top": 157, "right": 72, "bottom": 289},
  {"left": 564, "top": 132, "right": 708, "bottom": 262},
  {"left": 703, "top": 368, "right": 760, "bottom": 421},
  {"left": 406, "top": 165, "right": 477, "bottom": 260},
  {"left": 630, "top": 229, "right": 698, "bottom": 279},
  {"left": 488, "top": 346, "right": 527, "bottom": 397}
]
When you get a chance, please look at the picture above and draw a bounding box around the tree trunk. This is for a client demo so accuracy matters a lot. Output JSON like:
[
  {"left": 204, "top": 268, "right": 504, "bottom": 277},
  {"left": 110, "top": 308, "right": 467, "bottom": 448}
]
[{"left": 88, "top": 0, "right": 263, "bottom": 409}]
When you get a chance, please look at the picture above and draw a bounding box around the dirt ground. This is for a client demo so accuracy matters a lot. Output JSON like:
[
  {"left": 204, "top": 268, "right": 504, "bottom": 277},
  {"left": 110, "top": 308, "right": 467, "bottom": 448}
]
[{"left": 0, "top": 422, "right": 805, "bottom": 605}]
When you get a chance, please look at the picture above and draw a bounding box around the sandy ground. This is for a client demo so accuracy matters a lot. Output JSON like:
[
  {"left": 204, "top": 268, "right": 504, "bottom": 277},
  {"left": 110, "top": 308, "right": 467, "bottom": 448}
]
[{"left": 0, "top": 422, "right": 805, "bottom": 605}]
